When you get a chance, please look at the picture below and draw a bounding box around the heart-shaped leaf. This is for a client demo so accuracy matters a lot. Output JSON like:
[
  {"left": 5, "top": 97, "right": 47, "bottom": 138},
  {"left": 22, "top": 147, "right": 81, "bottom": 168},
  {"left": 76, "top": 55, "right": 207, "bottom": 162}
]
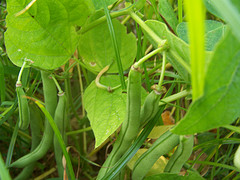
[{"left": 4, "top": 0, "right": 91, "bottom": 70}]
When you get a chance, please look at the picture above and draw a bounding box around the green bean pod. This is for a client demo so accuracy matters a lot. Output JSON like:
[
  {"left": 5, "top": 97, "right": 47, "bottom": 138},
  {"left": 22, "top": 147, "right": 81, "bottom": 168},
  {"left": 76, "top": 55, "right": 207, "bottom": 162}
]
[
  {"left": 14, "top": 104, "right": 42, "bottom": 180},
  {"left": 10, "top": 71, "right": 57, "bottom": 168},
  {"left": 132, "top": 130, "right": 179, "bottom": 180},
  {"left": 16, "top": 85, "right": 30, "bottom": 130},
  {"left": 140, "top": 86, "right": 166, "bottom": 126},
  {"left": 164, "top": 135, "right": 194, "bottom": 173},
  {"left": 97, "top": 66, "right": 142, "bottom": 179},
  {"left": 54, "top": 92, "right": 67, "bottom": 177}
]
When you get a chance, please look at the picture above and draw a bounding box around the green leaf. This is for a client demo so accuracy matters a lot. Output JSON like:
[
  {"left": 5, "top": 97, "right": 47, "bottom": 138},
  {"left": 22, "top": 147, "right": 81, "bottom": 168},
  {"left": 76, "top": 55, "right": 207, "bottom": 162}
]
[
  {"left": 212, "top": 0, "right": 240, "bottom": 42},
  {"left": 0, "top": 153, "right": 11, "bottom": 180},
  {"left": 4, "top": 0, "right": 91, "bottom": 70},
  {"left": 145, "top": 20, "right": 190, "bottom": 81},
  {"left": 158, "top": 0, "right": 178, "bottom": 32},
  {"left": 83, "top": 75, "right": 127, "bottom": 148},
  {"left": 84, "top": 75, "right": 147, "bottom": 148},
  {"left": 79, "top": 11, "right": 137, "bottom": 73},
  {"left": 92, "top": 0, "right": 118, "bottom": 10},
  {"left": 177, "top": 20, "right": 226, "bottom": 51},
  {"left": 172, "top": 30, "right": 240, "bottom": 135},
  {"left": 144, "top": 171, "right": 204, "bottom": 180},
  {"left": 203, "top": 0, "right": 225, "bottom": 20}
]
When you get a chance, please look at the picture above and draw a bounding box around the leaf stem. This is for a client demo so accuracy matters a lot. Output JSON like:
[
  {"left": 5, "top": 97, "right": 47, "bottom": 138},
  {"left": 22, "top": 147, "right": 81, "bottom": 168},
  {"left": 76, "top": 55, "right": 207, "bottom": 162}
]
[
  {"left": 158, "top": 51, "right": 166, "bottom": 88},
  {"left": 133, "top": 47, "right": 165, "bottom": 68},
  {"left": 66, "top": 127, "right": 92, "bottom": 136},
  {"left": 16, "top": 61, "right": 27, "bottom": 86},
  {"left": 159, "top": 89, "right": 191, "bottom": 106},
  {"left": 51, "top": 75, "right": 63, "bottom": 94},
  {"left": 95, "top": 65, "right": 112, "bottom": 92}
]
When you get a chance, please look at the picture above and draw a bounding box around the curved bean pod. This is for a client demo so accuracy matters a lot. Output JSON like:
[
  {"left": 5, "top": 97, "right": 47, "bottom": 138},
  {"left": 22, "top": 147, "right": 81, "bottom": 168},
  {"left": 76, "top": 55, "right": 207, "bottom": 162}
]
[
  {"left": 10, "top": 71, "right": 57, "bottom": 168},
  {"left": 97, "top": 66, "right": 142, "bottom": 179},
  {"left": 164, "top": 135, "right": 194, "bottom": 173},
  {"left": 16, "top": 85, "right": 30, "bottom": 130},
  {"left": 54, "top": 92, "right": 67, "bottom": 177},
  {"left": 132, "top": 130, "right": 179, "bottom": 180},
  {"left": 14, "top": 104, "right": 42, "bottom": 180}
]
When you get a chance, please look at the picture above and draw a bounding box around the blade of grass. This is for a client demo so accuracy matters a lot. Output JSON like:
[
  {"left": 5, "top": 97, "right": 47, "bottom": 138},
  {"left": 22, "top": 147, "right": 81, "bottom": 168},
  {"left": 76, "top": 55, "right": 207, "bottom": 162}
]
[
  {"left": 6, "top": 118, "right": 20, "bottom": 167},
  {"left": 185, "top": 0, "right": 206, "bottom": 100},
  {"left": 0, "top": 98, "right": 18, "bottom": 126},
  {"left": 222, "top": 125, "right": 240, "bottom": 134},
  {"left": 0, "top": 153, "right": 11, "bottom": 180},
  {"left": 188, "top": 160, "right": 240, "bottom": 173},
  {"left": 211, "top": 128, "right": 220, "bottom": 179},
  {"left": 101, "top": 0, "right": 126, "bottom": 90},
  {"left": 30, "top": 98, "right": 75, "bottom": 180},
  {"left": 0, "top": 60, "right": 5, "bottom": 103}
]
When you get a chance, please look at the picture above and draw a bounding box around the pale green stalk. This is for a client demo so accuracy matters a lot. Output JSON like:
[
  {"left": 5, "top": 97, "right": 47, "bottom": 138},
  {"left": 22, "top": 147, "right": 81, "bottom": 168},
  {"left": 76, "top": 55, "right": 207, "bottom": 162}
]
[{"left": 185, "top": 0, "right": 206, "bottom": 100}]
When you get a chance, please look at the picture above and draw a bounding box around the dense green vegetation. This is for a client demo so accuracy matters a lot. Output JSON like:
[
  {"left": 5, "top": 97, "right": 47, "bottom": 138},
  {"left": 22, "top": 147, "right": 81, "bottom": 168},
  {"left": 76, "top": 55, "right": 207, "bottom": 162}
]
[{"left": 1, "top": 0, "right": 240, "bottom": 179}]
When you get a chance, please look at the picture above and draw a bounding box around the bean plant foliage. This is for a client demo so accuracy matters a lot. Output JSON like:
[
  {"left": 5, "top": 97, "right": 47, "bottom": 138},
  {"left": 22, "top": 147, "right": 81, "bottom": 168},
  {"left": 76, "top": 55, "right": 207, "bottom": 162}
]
[{"left": 1, "top": 0, "right": 240, "bottom": 179}]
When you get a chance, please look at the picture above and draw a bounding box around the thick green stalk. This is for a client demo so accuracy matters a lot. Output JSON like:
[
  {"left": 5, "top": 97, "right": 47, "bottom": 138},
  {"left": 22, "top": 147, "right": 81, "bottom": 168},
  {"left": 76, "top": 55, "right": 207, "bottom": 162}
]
[
  {"left": 185, "top": 0, "right": 205, "bottom": 100},
  {"left": 130, "top": 11, "right": 167, "bottom": 48}
]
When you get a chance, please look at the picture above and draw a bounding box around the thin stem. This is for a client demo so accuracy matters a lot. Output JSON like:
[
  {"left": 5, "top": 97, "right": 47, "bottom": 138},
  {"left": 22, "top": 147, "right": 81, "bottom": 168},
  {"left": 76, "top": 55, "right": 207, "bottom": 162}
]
[
  {"left": 129, "top": 11, "right": 167, "bottom": 48},
  {"left": 76, "top": 64, "right": 87, "bottom": 154},
  {"left": 66, "top": 127, "right": 92, "bottom": 136},
  {"left": 80, "top": 9, "right": 130, "bottom": 34},
  {"left": 102, "top": 0, "right": 126, "bottom": 90},
  {"left": 15, "top": 0, "right": 37, "bottom": 16},
  {"left": 159, "top": 89, "right": 191, "bottom": 106},
  {"left": 16, "top": 61, "right": 27, "bottom": 86},
  {"left": 169, "top": 50, "right": 191, "bottom": 73},
  {"left": 121, "top": 15, "right": 131, "bottom": 25},
  {"left": 158, "top": 51, "right": 166, "bottom": 88},
  {"left": 178, "top": 0, "right": 183, "bottom": 23},
  {"left": 51, "top": 75, "right": 63, "bottom": 94},
  {"left": 95, "top": 65, "right": 112, "bottom": 92},
  {"left": 77, "top": 64, "right": 85, "bottom": 117},
  {"left": 73, "top": 57, "right": 98, "bottom": 75},
  {"left": 134, "top": 47, "right": 164, "bottom": 68}
]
